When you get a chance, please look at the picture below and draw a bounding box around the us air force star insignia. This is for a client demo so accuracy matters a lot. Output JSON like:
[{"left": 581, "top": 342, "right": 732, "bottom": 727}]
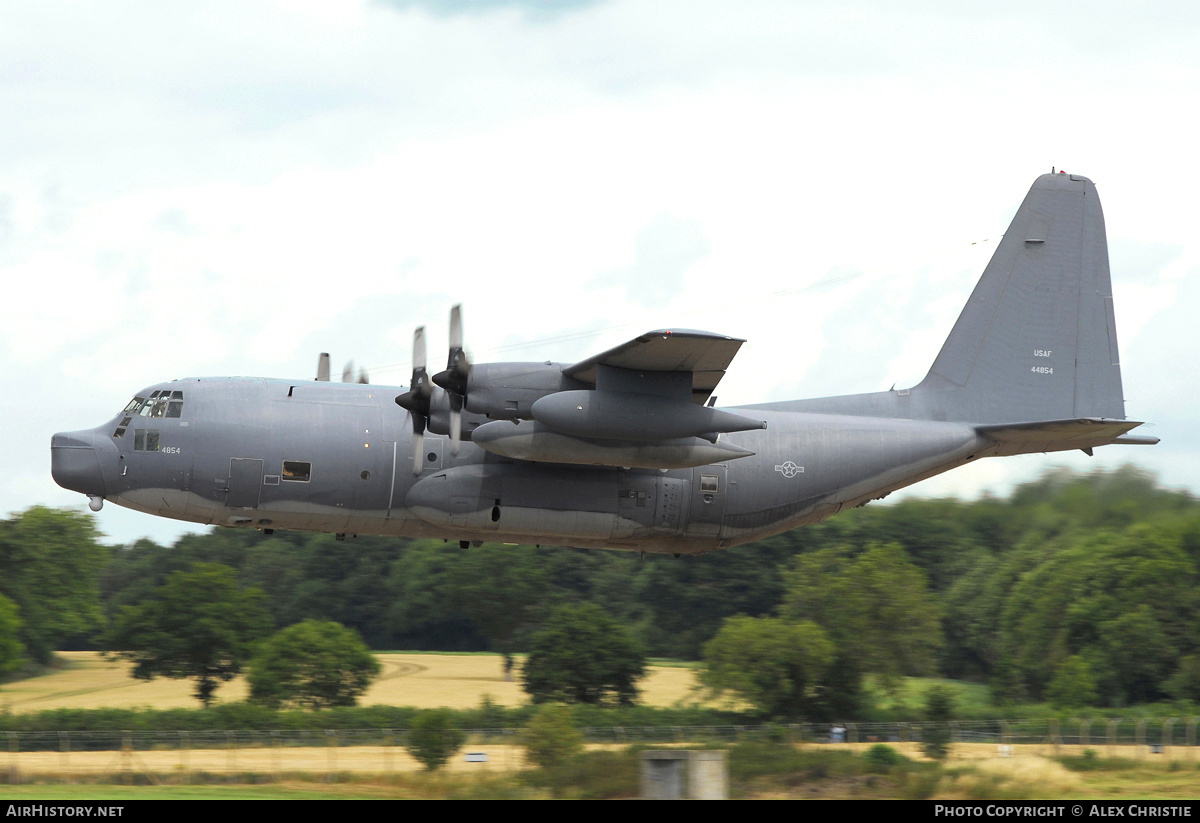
[{"left": 774, "top": 461, "right": 804, "bottom": 478}]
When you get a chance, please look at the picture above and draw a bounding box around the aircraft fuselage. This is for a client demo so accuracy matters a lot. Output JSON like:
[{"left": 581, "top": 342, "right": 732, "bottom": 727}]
[{"left": 51, "top": 375, "right": 992, "bottom": 554}]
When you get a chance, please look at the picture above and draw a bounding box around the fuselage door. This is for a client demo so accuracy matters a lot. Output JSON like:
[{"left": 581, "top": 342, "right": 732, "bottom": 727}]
[
  {"left": 686, "top": 465, "right": 727, "bottom": 537},
  {"left": 226, "top": 458, "right": 263, "bottom": 509}
]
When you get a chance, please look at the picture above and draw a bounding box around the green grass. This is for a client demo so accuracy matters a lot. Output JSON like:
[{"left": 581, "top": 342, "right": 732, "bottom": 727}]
[{"left": 863, "top": 676, "right": 995, "bottom": 719}]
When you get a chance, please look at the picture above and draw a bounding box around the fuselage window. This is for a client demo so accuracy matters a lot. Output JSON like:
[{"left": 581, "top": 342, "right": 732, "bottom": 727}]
[{"left": 282, "top": 461, "right": 311, "bottom": 482}]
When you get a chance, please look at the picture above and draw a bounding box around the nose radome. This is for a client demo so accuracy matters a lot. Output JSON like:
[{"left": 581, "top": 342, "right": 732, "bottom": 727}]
[{"left": 50, "top": 430, "right": 112, "bottom": 499}]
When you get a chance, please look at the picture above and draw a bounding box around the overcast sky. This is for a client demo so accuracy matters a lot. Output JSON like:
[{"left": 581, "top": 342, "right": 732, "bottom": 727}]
[{"left": 6, "top": 1, "right": 1197, "bottom": 546}]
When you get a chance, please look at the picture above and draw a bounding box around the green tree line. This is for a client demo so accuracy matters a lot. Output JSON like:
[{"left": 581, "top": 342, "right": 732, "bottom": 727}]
[{"left": 3, "top": 465, "right": 1198, "bottom": 714}]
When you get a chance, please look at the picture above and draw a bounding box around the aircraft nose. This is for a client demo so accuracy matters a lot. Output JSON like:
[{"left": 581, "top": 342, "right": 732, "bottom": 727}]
[{"left": 51, "top": 430, "right": 113, "bottom": 500}]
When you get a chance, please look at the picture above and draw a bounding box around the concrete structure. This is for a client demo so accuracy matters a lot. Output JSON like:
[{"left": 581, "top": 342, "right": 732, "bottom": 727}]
[{"left": 640, "top": 749, "right": 728, "bottom": 800}]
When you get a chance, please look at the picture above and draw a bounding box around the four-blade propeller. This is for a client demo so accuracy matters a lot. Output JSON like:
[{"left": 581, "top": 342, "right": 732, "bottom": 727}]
[
  {"left": 395, "top": 327, "right": 433, "bottom": 475},
  {"left": 395, "top": 306, "right": 473, "bottom": 473},
  {"left": 431, "top": 304, "right": 471, "bottom": 455}
]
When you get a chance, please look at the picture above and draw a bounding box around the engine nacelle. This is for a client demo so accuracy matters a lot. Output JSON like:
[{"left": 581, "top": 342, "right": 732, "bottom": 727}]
[
  {"left": 425, "top": 387, "right": 488, "bottom": 439},
  {"left": 462, "top": 362, "right": 582, "bottom": 420}
]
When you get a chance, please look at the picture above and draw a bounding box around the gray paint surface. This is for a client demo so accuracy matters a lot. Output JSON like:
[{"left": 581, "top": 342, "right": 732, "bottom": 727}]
[{"left": 51, "top": 174, "right": 1155, "bottom": 554}]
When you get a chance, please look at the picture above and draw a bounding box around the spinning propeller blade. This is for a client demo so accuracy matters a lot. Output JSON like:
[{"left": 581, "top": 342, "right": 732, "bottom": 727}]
[
  {"left": 395, "top": 327, "right": 433, "bottom": 474},
  {"left": 432, "top": 304, "right": 471, "bottom": 455}
]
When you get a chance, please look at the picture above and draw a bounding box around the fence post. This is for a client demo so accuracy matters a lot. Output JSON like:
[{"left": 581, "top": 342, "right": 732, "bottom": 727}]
[
  {"left": 326, "top": 729, "right": 337, "bottom": 781},
  {"left": 178, "top": 731, "right": 189, "bottom": 784},
  {"left": 1162, "top": 718, "right": 1175, "bottom": 759},
  {"left": 122, "top": 730, "right": 132, "bottom": 784},
  {"left": 6, "top": 732, "right": 18, "bottom": 785}
]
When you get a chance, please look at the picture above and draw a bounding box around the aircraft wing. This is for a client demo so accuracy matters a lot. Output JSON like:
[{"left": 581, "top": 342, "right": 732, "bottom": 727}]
[{"left": 564, "top": 329, "right": 745, "bottom": 404}]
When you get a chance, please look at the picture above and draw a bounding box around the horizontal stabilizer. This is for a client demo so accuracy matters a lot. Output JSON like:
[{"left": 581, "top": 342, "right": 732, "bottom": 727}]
[
  {"left": 977, "top": 418, "right": 1141, "bottom": 443},
  {"left": 976, "top": 417, "right": 1151, "bottom": 455}
]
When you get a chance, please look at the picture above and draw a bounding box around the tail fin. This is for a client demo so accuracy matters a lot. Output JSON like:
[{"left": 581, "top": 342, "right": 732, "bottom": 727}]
[{"left": 915, "top": 172, "right": 1125, "bottom": 423}]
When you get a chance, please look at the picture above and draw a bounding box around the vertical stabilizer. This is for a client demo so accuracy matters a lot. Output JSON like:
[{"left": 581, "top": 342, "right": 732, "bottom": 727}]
[{"left": 915, "top": 172, "right": 1125, "bottom": 423}]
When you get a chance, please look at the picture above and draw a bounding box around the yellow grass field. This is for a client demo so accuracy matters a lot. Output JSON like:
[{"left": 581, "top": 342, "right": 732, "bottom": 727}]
[{"left": 1, "top": 651, "right": 708, "bottom": 713}]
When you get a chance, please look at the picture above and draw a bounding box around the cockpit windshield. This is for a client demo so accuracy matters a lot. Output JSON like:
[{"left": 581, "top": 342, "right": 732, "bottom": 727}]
[{"left": 121, "top": 390, "right": 184, "bottom": 419}]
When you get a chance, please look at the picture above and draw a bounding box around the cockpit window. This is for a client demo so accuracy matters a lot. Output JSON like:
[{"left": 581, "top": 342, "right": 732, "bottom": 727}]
[
  {"left": 142, "top": 391, "right": 167, "bottom": 418},
  {"left": 123, "top": 391, "right": 184, "bottom": 419},
  {"left": 113, "top": 416, "right": 133, "bottom": 438}
]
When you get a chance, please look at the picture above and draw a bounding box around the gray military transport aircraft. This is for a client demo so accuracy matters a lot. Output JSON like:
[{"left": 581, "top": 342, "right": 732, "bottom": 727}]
[{"left": 51, "top": 172, "right": 1157, "bottom": 554}]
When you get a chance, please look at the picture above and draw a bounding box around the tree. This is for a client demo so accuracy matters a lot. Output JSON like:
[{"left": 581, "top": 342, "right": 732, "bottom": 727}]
[
  {"left": 1165, "top": 655, "right": 1200, "bottom": 703},
  {"left": 247, "top": 620, "right": 380, "bottom": 709},
  {"left": 633, "top": 542, "right": 791, "bottom": 660},
  {"left": 108, "top": 563, "right": 271, "bottom": 706},
  {"left": 782, "top": 543, "right": 944, "bottom": 695},
  {"left": 921, "top": 685, "right": 955, "bottom": 760},
  {"left": 0, "top": 507, "right": 109, "bottom": 663},
  {"left": 700, "top": 616, "right": 834, "bottom": 718},
  {"left": 1047, "top": 655, "right": 1099, "bottom": 709},
  {"left": 519, "top": 702, "right": 585, "bottom": 796},
  {"left": 999, "top": 524, "right": 1199, "bottom": 704},
  {"left": 522, "top": 603, "right": 646, "bottom": 706},
  {"left": 446, "top": 546, "right": 549, "bottom": 680},
  {"left": 0, "top": 594, "right": 24, "bottom": 677},
  {"left": 520, "top": 703, "right": 584, "bottom": 770},
  {"left": 406, "top": 709, "right": 466, "bottom": 770}
]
